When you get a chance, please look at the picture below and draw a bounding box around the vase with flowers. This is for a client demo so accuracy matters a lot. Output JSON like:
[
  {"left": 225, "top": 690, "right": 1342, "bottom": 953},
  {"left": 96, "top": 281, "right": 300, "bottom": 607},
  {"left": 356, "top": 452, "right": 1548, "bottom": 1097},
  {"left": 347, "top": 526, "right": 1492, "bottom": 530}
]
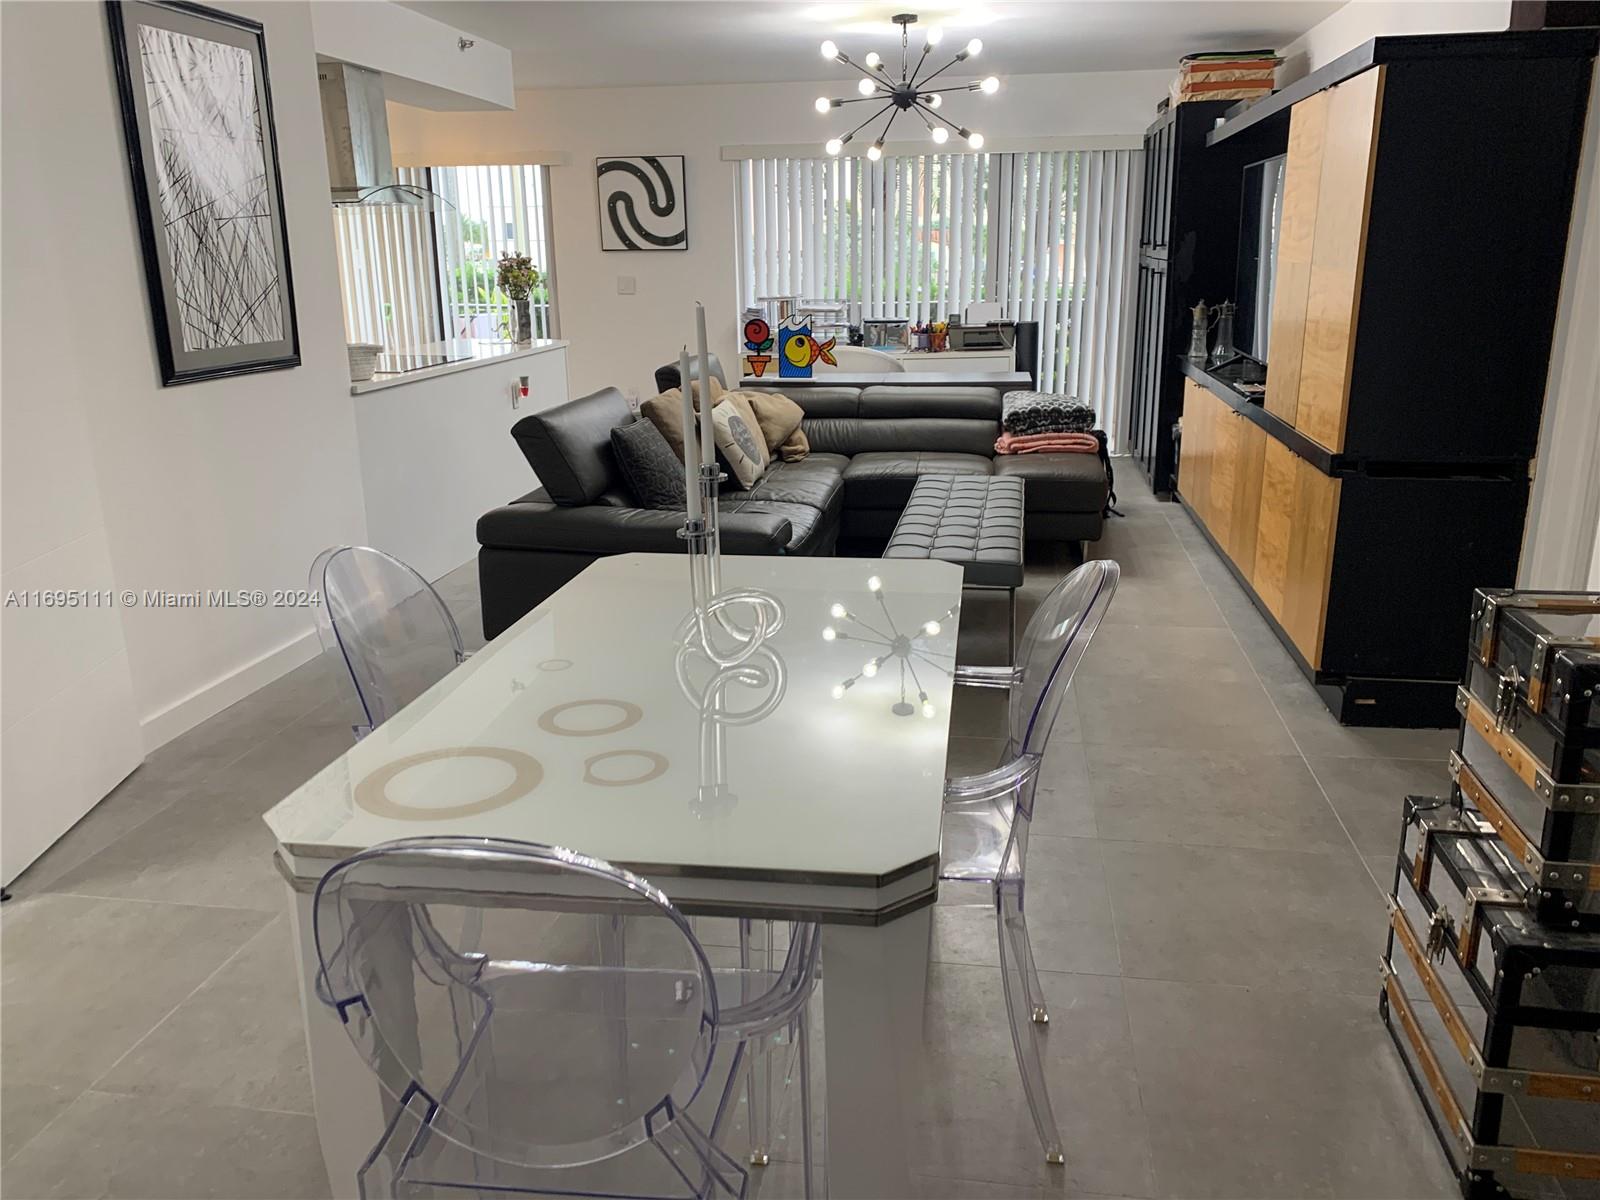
[{"left": 496, "top": 252, "right": 541, "bottom": 344}]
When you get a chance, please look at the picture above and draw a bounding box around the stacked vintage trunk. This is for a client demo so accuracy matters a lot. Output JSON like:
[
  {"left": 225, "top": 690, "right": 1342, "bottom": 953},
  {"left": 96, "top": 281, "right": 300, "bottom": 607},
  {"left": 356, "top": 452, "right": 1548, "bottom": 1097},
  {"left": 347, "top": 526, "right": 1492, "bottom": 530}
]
[{"left": 1382, "top": 590, "right": 1600, "bottom": 1199}]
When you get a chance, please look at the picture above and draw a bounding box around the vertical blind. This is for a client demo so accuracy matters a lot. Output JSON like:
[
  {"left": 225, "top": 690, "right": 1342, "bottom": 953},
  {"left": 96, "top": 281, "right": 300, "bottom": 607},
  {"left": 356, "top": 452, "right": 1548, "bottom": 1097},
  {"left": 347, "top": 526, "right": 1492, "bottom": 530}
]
[
  {"left": 735, "top": 149, "right": 1143, "bottom": 447},
  {"left": 431, "top": 164, "right": 558, "bottom": 341},
  {"left": 331, "top": 165, "right": 559, "bottom": 354}
]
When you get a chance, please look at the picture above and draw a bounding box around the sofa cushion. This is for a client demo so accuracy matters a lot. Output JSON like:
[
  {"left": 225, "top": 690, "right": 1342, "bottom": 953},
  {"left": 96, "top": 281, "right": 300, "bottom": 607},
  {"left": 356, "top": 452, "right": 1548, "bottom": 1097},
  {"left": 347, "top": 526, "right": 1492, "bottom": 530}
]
[
  {"left": 742, "top": 389, "right": 806, "bottom": 453},
  {"left": 993, "top": 452, "right": 1108, "bottom": 514},
  {"left": 740, "top": 385, "right": 861, "bottom": 419},
  {"left": 858, "top": 385, "right": 1002, "bottom": 421},
  {"left": 721, "top": 498, "right": 831, "bottom": 555},
  {"left": 842, "top": 451, "right": 993, "bottom": 511},
  {"left": 722, "top": 453, "right": 846, "bottom": 522},
  {"left": 609, "top": 418, "right": 686, "bottom": 510},
  {"left": 802, "top": 417, "right": 998, "bottom": 458},
  {"left": 512, "top": 387, "right": 633, "bottom": 506},
  {"left": 885, "top": 475, "right": 1025, "bottom": 588}
]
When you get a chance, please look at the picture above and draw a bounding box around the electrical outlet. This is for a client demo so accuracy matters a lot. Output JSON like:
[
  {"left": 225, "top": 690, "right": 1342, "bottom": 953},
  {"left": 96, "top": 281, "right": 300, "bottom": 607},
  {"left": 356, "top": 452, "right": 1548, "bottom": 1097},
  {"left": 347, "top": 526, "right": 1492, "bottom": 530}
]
[{"left": 617, "top": 275, "right": 636, "bottom": 295}]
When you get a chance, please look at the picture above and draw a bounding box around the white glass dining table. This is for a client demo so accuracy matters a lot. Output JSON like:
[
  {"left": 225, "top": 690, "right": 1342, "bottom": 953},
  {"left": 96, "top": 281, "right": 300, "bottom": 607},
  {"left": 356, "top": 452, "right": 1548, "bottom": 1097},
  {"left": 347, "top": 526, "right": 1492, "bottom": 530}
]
[{"left": 265, "top": 551, "right": 965, "bottom": 1199}]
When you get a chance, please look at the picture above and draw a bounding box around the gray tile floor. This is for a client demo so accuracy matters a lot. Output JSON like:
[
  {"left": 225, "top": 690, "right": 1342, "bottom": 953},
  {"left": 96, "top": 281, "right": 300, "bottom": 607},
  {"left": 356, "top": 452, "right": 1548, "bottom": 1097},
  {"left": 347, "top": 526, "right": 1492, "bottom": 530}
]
[{"left": 0, "top": 468, "right": 1461, "bottom": 1199}]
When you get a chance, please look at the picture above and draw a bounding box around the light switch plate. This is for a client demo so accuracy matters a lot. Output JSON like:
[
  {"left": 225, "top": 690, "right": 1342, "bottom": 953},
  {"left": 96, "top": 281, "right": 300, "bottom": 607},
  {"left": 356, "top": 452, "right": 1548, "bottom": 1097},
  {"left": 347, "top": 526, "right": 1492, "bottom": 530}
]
[{"left": 617, "top": 276, "right": 636, "bottom": 295}]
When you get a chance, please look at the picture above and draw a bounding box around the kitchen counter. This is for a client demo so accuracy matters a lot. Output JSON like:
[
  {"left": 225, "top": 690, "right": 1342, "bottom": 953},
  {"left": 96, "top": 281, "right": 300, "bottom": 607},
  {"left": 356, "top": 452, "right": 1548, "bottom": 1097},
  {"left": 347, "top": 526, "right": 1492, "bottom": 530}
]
[{"left": 350, "top": 337, "right": 568, "bottom": 394}]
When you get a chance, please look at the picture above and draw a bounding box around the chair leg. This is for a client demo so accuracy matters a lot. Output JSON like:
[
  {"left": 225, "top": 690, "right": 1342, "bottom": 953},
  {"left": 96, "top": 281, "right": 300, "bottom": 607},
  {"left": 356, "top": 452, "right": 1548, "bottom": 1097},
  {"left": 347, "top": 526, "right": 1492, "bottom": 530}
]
[
  {"left": 1001, "top": 884, "right": 1049, "bottom": 1026},
  {"left": 797, "top": 1006, "right": 816, "bottom": 1200},
  {"left": 995, "top": 884, "right": 1065, "bottom": 1165},
  {"left": 656, "top": 1112, "right": 751, "bottom": 1199},
  {"left": 739, "top": 920, "right": 772, "bottom": 1167}
]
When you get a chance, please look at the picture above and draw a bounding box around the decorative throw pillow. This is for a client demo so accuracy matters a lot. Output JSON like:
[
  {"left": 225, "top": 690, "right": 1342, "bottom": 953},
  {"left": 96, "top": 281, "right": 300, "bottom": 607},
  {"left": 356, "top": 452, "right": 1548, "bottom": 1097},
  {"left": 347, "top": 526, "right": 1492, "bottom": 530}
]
[
  {"left": 711, "top": 398, "right": 768, "bottom": 489},
  {"left": 639, "top": 391, "right": 689, "bottom": 463},
  {"left": 776, "top": 426, "right": 810, "bottom": 462},
  {"left": 741, "top": 390, "right": 806, "bottom": 454},
  {"left": 640, "top": 378, "right": 725, "bottom": 464},
  {"left": 610, "top": 419, "right": 687, "bottom": 509}
]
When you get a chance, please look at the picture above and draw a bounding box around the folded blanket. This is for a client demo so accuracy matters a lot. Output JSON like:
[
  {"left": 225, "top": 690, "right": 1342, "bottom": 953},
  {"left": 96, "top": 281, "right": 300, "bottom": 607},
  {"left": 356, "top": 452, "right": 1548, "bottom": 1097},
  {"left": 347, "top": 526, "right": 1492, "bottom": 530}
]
[
  {"left": 1002, "top": 390, "right": 1096, "bottom": 436},
  {"left": 995, "top": 431, "right": 1100, "bottom": 455}
]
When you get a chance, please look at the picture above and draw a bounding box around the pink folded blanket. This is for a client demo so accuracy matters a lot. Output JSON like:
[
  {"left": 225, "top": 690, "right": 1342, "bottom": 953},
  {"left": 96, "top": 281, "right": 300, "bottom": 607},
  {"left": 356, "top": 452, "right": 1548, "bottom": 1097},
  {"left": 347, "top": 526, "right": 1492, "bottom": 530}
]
[{"left": 995, "top": 432, "right": 1099, "bottom": 455}]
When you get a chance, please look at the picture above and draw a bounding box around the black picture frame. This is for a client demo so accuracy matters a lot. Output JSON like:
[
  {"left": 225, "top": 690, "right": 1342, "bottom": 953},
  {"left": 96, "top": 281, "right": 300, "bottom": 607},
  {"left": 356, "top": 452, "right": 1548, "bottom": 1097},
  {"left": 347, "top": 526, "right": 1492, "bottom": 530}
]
[
  {"left": 106, "top": 0, "right": 300, "bottom": 386},
  {"left": 596, "top": 156, "right": 689, "bottom": 252}
]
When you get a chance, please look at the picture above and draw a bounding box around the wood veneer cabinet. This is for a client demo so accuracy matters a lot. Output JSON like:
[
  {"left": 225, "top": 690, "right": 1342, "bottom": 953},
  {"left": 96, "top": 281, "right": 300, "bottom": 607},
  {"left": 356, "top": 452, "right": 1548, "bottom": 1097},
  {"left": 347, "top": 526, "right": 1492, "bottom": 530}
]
[
  {"left": 1174, "top": 30, "right": 1597, "bottom": 726},
  {"left": 1181, "top": 371, "right": 1528, "bottom": 724}
]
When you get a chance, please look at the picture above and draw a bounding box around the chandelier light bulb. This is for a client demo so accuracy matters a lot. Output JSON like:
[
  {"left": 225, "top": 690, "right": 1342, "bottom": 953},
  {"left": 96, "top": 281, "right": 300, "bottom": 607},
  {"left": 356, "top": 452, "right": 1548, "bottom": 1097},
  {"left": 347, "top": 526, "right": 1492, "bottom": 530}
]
[
  {"left": 862, "top": 660, "right": 879, "bottom": 678},
  {"left": 968, "top": 130, "right": 985, "bottom": 149},
  {"left": 966, "top": 38, "right": 983, "bottom": 57},
  {"left": 926, "top": 93, "right": 942, "bottom": 109},
  {"left": 831, "top": 683, "right": 846, "bottom": 700},
  {"left": 867, "top": 141, "right": 883, "bottom": 161},
  {"left": 865, "top": 50, "right": 881, "bottom": 68},
  {"left": 923, "top": 620, "right": 942, "bottom": 635},
  {"left": 823, "top": 626, "right": 837, "bottom": 641},
  {"left": 930, "top": 125, "right": 949, "bottom": 144},
  {"left": 926, "top": 25, "right": 944, "bottom": 46},
  {"left": 830, "top": 602, "right": 847, "bottom": 618},
  {"left": 867, "top": 575, "right": 882, "bottom": 592},
  {"left": 825, "top": 138, "right": 843, "bottom": 156},
  {"left": 922, "top": 701, "right": 936, "bottom": 719},
  {"left": 815, "top": 96, "right": 832, "bottom": 113},
  {"left": 980, "top": 75, "right": 1000, "bottom": 94},
  {"left": 858, "top": 77, "right": 877, "bottom": 96},
  {"left": 820, "top": 39, "right": 838, "bottom": 59}
]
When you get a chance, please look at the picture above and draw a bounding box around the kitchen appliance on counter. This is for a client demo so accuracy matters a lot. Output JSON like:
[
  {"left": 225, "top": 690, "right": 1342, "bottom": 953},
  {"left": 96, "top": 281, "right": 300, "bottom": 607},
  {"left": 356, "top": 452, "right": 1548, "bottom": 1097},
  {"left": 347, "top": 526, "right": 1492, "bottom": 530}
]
[
  {"left": 862, "top": 317, "right": 909, "bottom": 347},
  {"left": 949, "top": 321, "right": 1016, "bottom": 351}
]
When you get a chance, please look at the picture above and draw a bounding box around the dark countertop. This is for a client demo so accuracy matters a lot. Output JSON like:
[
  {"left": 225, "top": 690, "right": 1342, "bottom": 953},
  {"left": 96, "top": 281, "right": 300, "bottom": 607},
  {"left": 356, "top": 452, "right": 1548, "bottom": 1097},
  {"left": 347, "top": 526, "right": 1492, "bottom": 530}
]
[{"left": 740, "top": 371, "right": 1032, "bottom": 389}]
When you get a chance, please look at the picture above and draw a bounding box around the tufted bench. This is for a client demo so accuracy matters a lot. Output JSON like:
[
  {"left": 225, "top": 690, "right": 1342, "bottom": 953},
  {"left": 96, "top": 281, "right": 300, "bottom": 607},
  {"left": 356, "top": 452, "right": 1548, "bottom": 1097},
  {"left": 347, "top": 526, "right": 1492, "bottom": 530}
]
[{"left": 885, "top": 474, "right": 1025, "bottom": 657}]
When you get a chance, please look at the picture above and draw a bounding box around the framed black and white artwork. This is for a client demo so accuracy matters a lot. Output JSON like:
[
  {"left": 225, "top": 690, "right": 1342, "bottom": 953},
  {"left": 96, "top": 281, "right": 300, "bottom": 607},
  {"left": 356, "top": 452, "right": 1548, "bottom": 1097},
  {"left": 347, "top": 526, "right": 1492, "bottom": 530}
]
[
  {"left": 596, "top": 156, "right": 688, "bottom": 251},
  {"left": 106, "top": 1, "right": 299, "bottom": 386}
]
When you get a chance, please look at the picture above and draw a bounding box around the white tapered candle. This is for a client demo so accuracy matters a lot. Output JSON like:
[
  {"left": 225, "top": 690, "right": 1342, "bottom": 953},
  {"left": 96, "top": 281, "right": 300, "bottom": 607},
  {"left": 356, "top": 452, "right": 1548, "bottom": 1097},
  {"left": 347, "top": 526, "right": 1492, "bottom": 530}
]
[
  {"left": 678, "top": 347, "right": 701, "bottom": 522},
  {"left": 695, "top": 303, "right": 715, "bottom": 467}
]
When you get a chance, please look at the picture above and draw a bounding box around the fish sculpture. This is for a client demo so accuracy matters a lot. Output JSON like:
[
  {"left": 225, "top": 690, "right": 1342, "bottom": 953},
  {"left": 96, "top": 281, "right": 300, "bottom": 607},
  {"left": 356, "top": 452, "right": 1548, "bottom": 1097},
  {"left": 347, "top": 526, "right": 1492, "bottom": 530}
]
[{"left": 777, "top": 316, "right": 837, "bottom": 378}]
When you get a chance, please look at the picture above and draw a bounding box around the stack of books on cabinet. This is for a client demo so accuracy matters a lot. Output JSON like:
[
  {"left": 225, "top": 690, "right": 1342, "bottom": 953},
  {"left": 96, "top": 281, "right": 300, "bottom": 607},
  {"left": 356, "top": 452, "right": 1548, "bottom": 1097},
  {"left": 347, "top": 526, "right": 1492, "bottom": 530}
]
[{"left": 1381, "top": 589, "right": 1600, "bottom": 1199}]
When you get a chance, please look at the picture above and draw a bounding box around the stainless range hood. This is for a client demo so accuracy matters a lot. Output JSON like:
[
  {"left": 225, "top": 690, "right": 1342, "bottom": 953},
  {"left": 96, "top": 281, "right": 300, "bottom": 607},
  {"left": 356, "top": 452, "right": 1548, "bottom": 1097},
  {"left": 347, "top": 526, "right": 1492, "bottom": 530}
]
[{"left": 319, "top": 63, "right": 393, "bottom": 203}]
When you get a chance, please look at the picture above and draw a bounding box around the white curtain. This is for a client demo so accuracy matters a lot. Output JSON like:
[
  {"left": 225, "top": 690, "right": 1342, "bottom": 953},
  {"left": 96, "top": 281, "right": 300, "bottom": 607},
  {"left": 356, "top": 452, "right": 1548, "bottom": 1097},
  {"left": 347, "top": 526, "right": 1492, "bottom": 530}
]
[{"left": 735, "top": 147, "right": 1143, "bottom": 446}]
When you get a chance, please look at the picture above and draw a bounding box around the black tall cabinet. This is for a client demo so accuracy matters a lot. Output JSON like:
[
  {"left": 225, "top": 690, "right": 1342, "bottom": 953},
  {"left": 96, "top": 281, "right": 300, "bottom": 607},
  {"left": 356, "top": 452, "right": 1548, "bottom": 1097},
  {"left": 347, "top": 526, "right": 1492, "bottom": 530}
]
[{"left": 1127, "top": 101, "right": 1277, "bottom": 497}]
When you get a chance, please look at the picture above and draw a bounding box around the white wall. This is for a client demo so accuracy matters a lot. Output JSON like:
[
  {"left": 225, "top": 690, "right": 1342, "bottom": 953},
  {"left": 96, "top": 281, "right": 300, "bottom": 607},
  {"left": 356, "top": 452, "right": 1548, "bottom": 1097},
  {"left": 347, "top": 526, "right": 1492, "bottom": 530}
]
[
  {"left": 1, "top": 0, "right": 370, "bottom": 757},
  {"left": 1, "top": 20, "right": 145, "bottom": 879},
  {"left": 387, "top": 69, "right": 1170, "bottom": 400},
  {"left": 1277, "top": 0, "right": 1513, "bottom": 82},
  {"left": 353, "top": 347, "right": 568, "bottom": 583}
]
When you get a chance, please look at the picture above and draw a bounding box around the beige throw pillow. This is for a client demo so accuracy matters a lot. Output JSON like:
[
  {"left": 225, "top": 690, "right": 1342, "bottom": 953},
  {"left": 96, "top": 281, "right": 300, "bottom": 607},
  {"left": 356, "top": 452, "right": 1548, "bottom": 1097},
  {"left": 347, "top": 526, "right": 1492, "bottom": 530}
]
[
  {"left": 711, "top": 398, "right": 768, "bottom": 489},
  {"left": 639, "top": 378, "right": 725, "bottom": 464},
  {"left": 640, "top": 391, "right": 688, "bottom": 462},
  {"left": 740, "top": 390, "right": 806, "bottom": 454},
  {"left": 776, "top": 426, "right": 811, "bottom": 462}
]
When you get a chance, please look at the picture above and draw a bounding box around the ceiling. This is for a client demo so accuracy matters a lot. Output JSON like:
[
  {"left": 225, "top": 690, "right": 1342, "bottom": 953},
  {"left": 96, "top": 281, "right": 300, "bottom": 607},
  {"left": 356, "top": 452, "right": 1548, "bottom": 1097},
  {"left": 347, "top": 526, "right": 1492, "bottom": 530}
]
[{"left": 400, "top": 1, "right": 1343, "bottom": 89}]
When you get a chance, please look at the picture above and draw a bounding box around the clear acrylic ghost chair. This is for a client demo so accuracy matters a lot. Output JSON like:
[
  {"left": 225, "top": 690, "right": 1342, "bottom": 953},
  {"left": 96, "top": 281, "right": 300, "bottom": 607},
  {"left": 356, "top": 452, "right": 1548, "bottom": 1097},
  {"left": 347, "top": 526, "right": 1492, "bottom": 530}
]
[
  {"left": 313, "top": 836, "right": 823, "bottom": 1200},
  {"left": 309, "top": 546, "right": 467, "bottom": 740},
  {"left": 942, "top": 558, "right": 1120, "bottom": 1166}
]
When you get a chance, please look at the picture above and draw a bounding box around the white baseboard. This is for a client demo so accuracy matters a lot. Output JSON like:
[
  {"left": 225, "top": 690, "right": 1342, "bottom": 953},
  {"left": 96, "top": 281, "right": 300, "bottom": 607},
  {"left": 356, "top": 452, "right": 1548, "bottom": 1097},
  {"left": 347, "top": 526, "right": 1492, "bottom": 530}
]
[{"left": 139, "top": 626, "right": 323, "bottom": 753}]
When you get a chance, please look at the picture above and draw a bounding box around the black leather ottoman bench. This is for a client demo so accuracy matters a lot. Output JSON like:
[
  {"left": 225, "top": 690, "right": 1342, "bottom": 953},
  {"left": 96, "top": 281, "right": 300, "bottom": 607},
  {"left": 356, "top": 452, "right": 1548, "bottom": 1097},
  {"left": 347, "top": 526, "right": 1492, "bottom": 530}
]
[{"left": 884, "top": 474, "right": 1025, "bottom": 657}]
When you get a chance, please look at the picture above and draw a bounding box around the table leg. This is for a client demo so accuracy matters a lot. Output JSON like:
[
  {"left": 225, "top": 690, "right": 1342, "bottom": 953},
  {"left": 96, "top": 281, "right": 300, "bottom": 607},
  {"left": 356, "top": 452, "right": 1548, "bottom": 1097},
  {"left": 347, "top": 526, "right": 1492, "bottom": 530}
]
[{"left": 820, "top": 905, "right": 932, "bottom": 1200}]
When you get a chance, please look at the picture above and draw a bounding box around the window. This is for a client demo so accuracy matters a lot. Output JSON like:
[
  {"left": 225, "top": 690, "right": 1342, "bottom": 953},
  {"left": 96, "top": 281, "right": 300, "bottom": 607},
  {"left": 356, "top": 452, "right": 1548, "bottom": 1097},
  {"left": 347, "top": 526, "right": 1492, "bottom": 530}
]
[
  {"left": 734, "top": 149, "right": 1141, "bottom": 429},
  {"left": 332, "top": 164, "right": 558, "bottom": 353}
]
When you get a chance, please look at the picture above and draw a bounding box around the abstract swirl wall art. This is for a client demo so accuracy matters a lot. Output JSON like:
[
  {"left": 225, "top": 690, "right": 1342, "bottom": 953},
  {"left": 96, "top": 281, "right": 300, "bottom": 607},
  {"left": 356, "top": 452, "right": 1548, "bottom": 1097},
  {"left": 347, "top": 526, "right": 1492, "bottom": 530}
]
[
  {"left": 596, "top": 156, "right": 688, "bottom": 252},
  {"left": 107, "top": 1, "right": 299, "bottom": 385}
]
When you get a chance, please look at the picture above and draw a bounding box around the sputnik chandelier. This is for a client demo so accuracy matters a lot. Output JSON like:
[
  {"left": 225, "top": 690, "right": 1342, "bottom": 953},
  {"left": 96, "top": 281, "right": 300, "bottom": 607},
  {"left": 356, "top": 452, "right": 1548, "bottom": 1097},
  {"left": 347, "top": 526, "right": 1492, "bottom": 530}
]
[
  {"left": 815, "top": 13, "right": 998, "bottom": 160},
  {"left": 825, "top": 574, "right": 957, "bottom": 717}
]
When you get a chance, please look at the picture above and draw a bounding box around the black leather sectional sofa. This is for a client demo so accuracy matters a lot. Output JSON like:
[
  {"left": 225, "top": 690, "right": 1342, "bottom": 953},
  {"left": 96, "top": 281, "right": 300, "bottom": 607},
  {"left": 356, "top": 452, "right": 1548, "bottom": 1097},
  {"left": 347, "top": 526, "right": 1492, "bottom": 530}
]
[{"left": 476, "top": 382, "right": 1108, "bottom": 639}]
